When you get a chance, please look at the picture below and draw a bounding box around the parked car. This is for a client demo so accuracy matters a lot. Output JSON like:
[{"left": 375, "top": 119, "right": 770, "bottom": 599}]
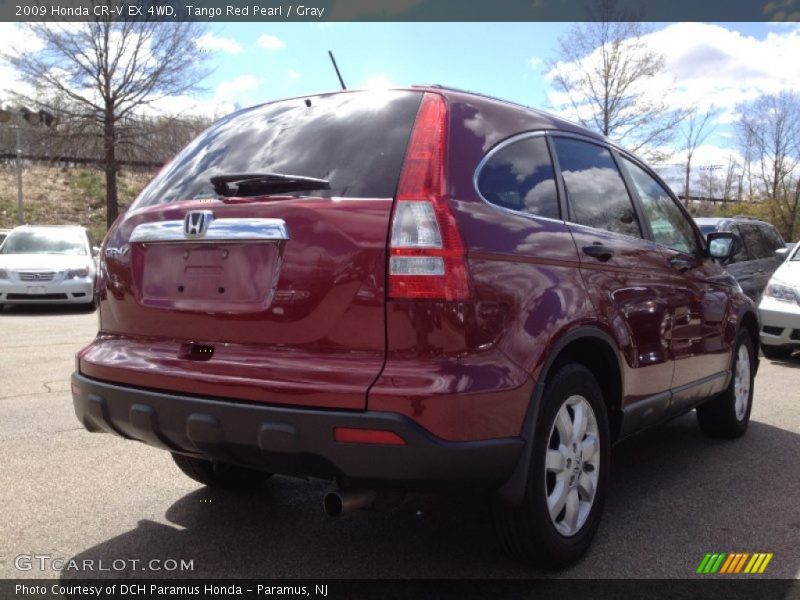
[
  {"left": 694, "top": 216, "right": 786, "bottom": 301},
  {"left": 759, "top": 242, "right": 800, "bottom": 359},
  {"left": 71, "top": 87, "right": 758, "bottom": 568},
  {"left": 0, "top": 228, "right": 10, "bottom": 247},
  {"left": 0, "top": 225, "right": 98, "bottom": 309}
]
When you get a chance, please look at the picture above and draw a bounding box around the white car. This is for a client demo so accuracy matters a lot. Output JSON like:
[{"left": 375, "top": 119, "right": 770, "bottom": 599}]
[
  {"left": 759, "top": 242, "right": 800, "bottom": 359},
  {"left": 0, "top": 225, "right": 98, "bottom": 309}
]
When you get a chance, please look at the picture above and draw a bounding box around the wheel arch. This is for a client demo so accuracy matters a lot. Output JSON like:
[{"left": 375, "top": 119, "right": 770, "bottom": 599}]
[{"left": 497, "top": 326, "right": 624, "bottom": 506}]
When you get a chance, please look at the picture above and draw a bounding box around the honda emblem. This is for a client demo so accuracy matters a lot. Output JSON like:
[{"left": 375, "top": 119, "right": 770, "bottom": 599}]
[{"left": 184, "top": 211, "right": 214, "bottom": 238}]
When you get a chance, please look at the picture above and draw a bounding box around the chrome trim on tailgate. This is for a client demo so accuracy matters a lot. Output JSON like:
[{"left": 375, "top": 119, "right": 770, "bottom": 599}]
[{"left": 130, "top": 218, "right": 290, "bottom": 243}]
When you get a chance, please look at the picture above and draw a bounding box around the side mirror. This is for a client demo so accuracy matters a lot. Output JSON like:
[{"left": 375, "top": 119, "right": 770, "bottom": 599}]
[
  {"left": 707, "top": 232, "right": 739, "bottom": 261},
  {"left": 774, "top": 247, "right": 788, "bottom": 260}
]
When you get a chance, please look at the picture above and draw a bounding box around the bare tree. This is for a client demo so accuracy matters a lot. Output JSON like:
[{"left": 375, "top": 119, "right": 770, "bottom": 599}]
[
  {"left": 721, "top": 155, "right": 739, "bottom": 202},
  {"left": 736, "top": 92, "right": 800, "bottom": 240},
  {"left": 548, "top": 0, "right": 685, "bottom": 160},
  {"left": 4, "top": 10, "right": 210, "bottom": 228},
  {"left": 680, "top": 106, "right": 716, "bottom": 206}
]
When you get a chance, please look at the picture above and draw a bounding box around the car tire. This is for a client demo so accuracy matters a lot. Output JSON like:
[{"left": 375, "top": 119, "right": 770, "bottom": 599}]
[
  {"left": 493, "top": 363, "right": 610, "bottom": 569},
  {"left": 171, "top": 453, "right": 272, "bottom": 490},
  {"left": 697, "top": 329, "right": 755, "bottom": 438},
  {"left": 761, "top": 344, "right": 793, "bottom": 360}
]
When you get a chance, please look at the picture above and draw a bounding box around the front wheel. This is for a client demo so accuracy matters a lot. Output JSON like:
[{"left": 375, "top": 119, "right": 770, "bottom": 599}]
[
  {"left": 697, "top": 329, "right": 755, "bottom": 438},
  {"left": 172, "top": 453, "right": 272, "bottom": 490},
  {"left": 493, "top": 363, "right": 610, "bottom": 569}
]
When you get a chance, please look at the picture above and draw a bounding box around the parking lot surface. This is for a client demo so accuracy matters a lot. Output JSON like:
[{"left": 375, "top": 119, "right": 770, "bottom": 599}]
[{"left": 1, "top": 305, "right": 798, "bottom": 579}]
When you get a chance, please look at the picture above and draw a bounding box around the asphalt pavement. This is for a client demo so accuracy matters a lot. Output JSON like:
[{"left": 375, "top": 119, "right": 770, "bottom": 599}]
[{"left": 1, "top": 305, "right": 798, "bottom": 580}]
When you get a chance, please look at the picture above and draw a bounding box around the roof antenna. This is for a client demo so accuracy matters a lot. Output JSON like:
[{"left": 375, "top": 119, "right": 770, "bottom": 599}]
[{"left": 328, "top": 51, "right": 347, "bottom": 90}]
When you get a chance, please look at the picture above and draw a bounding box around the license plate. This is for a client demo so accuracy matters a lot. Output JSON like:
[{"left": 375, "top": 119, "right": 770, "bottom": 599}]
[{"left": 27, "top": 286, "right": 47, "bottom": 295}]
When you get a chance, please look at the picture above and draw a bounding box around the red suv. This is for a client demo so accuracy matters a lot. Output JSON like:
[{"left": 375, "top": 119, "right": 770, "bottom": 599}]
[{"left": 72, "top": 87, "right": 757, "bottom": 568}]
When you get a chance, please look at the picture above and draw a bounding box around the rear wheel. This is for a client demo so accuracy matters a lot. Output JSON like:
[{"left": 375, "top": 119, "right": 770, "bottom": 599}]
[
  {"left": 761, "top": 344, "right": 793, "bottom": 360},
  {"left": 697, "top": 330, "right": 755, "bottom": 438},
  {"left": 493, "top": 363, "right": 610, "bottom": 569},
  {"left": 171, "top": 453, "right": 272, "bottom": 490}
]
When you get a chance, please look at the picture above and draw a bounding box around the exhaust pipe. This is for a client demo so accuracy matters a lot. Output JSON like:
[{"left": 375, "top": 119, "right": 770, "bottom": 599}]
[{"left": 323, "top": 489, "right": 377, "bottom": 517}]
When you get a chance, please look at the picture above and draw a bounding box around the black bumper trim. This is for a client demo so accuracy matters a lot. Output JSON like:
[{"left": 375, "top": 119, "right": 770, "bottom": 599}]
[{"left": 72, "top": 373, "right": 524, "bottom": 490}]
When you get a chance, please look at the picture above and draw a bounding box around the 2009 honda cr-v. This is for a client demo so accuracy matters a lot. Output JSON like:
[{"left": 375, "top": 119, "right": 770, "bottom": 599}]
[{"left": 72, "top": 87, "right": 758, "bottom": 568}]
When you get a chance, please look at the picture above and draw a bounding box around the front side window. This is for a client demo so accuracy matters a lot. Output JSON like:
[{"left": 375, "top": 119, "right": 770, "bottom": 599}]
[
  {"left": 477, "top": 136, "right": 559, "bottom": 219},
  {"left": 621, "top": 156, "right": 699, "bottom": 254},
  {"left": 552, "top": 138, "right": 641, "bottom": 238}
]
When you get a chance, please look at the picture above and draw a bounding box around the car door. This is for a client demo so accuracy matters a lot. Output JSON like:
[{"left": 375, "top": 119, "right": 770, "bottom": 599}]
[
  {"left": 737, "top": 223, "right": 775, "bottom": 302},
  {"left": 724, "top": 224, "right": 761, "bottom": 301},
  {"left": 550, "top": 136, "right": 675, "bottom": 430},
  {"left": 617, "top": 155, "right": 731, "bottom": 413}
]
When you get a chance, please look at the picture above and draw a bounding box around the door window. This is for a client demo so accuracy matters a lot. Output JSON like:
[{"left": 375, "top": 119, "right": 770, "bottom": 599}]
[
  {"left": 738, "top": 224, "right": 772, "bottom": 259},
  {"left": 620, "top": 156, "right": 699, "bottom": 254},
  {"left": 476, "top": 136, "right": 559, "bottom": 219},
  {"left": 552, "top": 138, "right": 642, "bottom": 238},
  {"left": 757, "top": 225, "right": 785, "bottom": 254}
]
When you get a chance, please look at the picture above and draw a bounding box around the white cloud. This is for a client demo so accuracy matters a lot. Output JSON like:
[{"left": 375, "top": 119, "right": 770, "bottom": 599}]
[
  {"left": 256, "top": 34, "right": 286, "bottom": 52},
  {"left": 528, "top": 56, "right": 543, "bottom": 69},
  {"left": 195, "top": 33, "right": 244, "bottom": 55},
  {"left": 287, "top": 70, "right": 301, "bottom": 80},
  {"left": 646, "top": 23, "right": 800, "bottom": 113},
  {"left": 546, "top": 23, "right": 800, "bottom": 127},
  {"left": 0, "top": 23, "right": 45, "bottom": 102},
  {"left": 150, "top": 75, "right": 261, "bottom": 118}
]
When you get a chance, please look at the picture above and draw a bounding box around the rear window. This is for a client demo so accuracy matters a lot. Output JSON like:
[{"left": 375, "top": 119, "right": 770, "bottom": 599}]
[{"left": 130, "top": 91, "right": 423, "bottom": 209}]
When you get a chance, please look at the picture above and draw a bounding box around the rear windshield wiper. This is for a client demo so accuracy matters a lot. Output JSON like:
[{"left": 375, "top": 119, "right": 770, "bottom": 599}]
[{"left": 210, "top": 173, "right": 331, "bottom": 198}]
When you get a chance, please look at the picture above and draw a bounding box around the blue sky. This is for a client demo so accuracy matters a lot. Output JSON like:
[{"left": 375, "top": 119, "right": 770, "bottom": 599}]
[{"left": 195, "top": 22, "right": 779, "bottom": 110}]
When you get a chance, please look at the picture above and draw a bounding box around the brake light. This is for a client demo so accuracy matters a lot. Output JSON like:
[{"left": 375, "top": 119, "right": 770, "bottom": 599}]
[
  {"left": 388, "top": 93, "right": 470, "bottom": 301},
  {"left": 334, "top": 427, "right": 406, "bottom": 446}
]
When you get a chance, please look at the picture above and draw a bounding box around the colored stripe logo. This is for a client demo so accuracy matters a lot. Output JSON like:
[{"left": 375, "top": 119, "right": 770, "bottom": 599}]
[{"left": 697, "top": 552, "right": 773, "bottom": 574}]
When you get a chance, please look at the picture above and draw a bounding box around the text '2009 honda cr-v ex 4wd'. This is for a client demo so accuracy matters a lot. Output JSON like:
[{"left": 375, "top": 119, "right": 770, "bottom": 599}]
[{"left": 72, "top": 87, "right": 758, "bottom": 568}]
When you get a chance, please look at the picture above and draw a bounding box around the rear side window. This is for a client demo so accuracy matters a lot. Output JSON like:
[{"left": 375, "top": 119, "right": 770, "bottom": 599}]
[
  {"left": 738, "top": 224, "right": 772, "bottom": 259},
  {"left": 477, "top": 136, "right": 559, "bottom": 219},
  {"left": 130, "top": 91, "right": 423, "bottom": 208},
  {"left": 758, "top": 224, "right": 784, "bottom": 253},
  {"left": 552, "top": 138, "right": 641, "bottom": 238},
  {"left": 621, "top": 156, "right": 699, "bottom": 254}
]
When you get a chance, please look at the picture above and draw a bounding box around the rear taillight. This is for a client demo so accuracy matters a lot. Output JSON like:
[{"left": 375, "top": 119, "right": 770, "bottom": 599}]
[{"left": 388, "top": 92, "right": 470, "bottom": 301}]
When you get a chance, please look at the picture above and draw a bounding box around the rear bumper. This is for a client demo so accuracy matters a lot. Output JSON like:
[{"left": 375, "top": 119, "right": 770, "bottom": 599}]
[{"left": 71, "top": 373, "right": 524, "bottom": 490}]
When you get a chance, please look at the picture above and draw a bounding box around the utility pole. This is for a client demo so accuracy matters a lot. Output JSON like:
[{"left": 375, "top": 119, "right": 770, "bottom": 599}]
[{"left": 14, "top": 123, "right": 24, "bottom": 224}]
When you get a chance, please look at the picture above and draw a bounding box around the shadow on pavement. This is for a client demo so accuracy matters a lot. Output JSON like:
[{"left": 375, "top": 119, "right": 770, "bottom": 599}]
[{"left": 59, "top": 414, "right": 800, "bottom": 580}]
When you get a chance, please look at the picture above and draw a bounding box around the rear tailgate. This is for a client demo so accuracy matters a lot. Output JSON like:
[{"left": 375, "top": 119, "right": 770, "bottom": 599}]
[{"left": 80, "top": 91, "right": 424, "bottom": 410}]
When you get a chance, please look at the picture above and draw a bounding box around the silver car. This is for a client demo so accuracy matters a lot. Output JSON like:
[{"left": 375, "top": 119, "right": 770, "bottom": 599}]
[
  {"left": 0, "top": 225, "right": 98, "bottom": 308},
  {"left": 759, "top": 242, "right": 800, "bottom": 359}
]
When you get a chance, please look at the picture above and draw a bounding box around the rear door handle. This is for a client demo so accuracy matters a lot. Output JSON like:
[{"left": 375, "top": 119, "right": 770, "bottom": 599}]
[{"left": 582, "top": 244, "right": 614, "bottom": 262}]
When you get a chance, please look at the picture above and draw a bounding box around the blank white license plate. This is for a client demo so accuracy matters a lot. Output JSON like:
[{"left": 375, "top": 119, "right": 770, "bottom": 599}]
[{"left": 27, "top": 286, "right": 46, "bottom": 295}]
